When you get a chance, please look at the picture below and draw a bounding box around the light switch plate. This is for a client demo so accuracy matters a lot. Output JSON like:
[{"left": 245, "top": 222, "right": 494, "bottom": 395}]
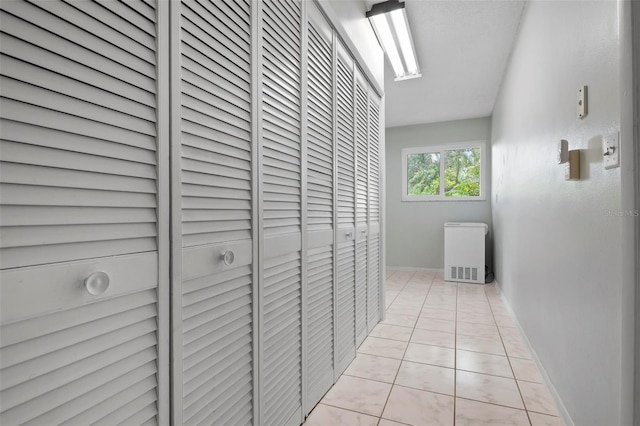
[
  {"left": 557, "top": 139, "right": 569, "bottom": 164},
  {"left": 577, "top": 86, "right": 587, "bottom": 119},
  {"left": 603, "top": 133, "right": 620, "bottom": 169}
]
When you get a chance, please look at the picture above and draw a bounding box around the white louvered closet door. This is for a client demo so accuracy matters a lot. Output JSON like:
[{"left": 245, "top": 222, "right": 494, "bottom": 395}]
[
  {"left": 305, "top": 3, "right": 335, "bottom": 412},
  {"left": 0, "top": 1, "right": 167, "bottom": 424},
  {"left": 367, "top": 91, "right": 382, "bottom": 331},
  {"left": 260, "top": 0, "right": 304, "bottom": 424},
  {"left": 354, "top": 71, "right": 369, "bottom": 346},
  {"left": 334, "top": 40, "right": 357, "bottom": 375},
  {"left": 174, "top": 0, "right": 255, "bottom": 425}
]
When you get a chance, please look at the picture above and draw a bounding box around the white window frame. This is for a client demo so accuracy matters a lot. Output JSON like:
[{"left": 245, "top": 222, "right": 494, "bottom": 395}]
[{"left": 401, "top": 141, "right": 486, "bottom": 202}]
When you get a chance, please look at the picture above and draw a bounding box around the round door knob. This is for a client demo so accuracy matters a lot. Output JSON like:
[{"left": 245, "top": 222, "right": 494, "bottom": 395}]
[
  {"left": 85, "top": 271, "right": 110, "bottom": 295},
  {"left": 345, "top": 231, "right": 353, "bottom": 238},
  {"left": 223, "top": 250, "right": 235, "bottom": 266}
]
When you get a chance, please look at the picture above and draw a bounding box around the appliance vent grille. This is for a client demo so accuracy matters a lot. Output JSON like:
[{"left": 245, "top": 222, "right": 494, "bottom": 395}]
[{"left": 451, "top": 266, "right": 479, "bottom": 282}]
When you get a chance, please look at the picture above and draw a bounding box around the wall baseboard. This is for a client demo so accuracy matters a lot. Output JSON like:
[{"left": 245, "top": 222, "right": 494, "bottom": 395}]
[
  {"left": 492, "top": 280, "right": 575, "bottom": 426},
  {"left": 386, "top": 266, "right": 444, "bottom": 273}
]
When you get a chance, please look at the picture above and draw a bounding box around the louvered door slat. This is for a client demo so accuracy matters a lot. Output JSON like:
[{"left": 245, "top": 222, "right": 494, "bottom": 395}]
[
  {"left": 178, "top": 1, "right": 254, "bottom": 425},
  {"left": 336, "top": 242, "right": 356, "bottom": 367},
  {"left": 88, "top": 387, "right": 158, "bottom": 426},
  {"left": 1, "top": 163, "right": 155, "bottom": 194},
  {"left": 0, "top": 119, "right": 156, "bottom": 163},
  {"left": 368, "top": 98, "right": 381, "bottom": 225},
  {"left": 367, "top": 234, "right": 381, "bottom": 327},
  {"left": 336, "top": 55, "right": 356, "bottom": 227},
  {"left": 95, "top": 0, "right": 155, "bottom": 34},
  {"left": 2, "top": 332, "right": 156, "bottom": 407},
  {"left": 0, "top": 205, "right": 154, "bottom": 227},
  {"left": 0, "top": 10, "right": 154, "bottom": 92},
  {"left": 355, "top": 237, "right": 368, "bottom": 343},
  {"left": 2, "top": 58, "right": 154, "bottom": 122},
  {"left": 44, "top": 364, "right": 158, "bottom": 426},
  {"left": 306, "top": 17, "right": 333, "bottom": 226},
  {"left": 65, "top": 0, "right": 156, "bottom": 50},
  {"left": 0, "top": 100, "right": 156, "bottom": 151},
  {"left": 0, "top": 0, "right": 160, "bottom": 272},
  {"left": 263, "top": 253, "right": 301, "bottom": 425},
  {"left": 1, "top": 141, "right": 155, "bottom": 178},
  {"left": 0, "top": 289, "right": 159, "bottom": 425},
  {"left": 27, "top": 0, "right": 155, "bottom": 61},
  {"left": 122, "top": 0, "right": 156, "bottom": 22},
  {"left": 180, "top": 40, "right": 248, "bottom": 93},
  {"left": 2, "top": 319, "right": 156, "bottom": 390},
  {"left": 262, "top": 62, "right": 301, "bottom": 106},
  {"left": 214, "top": 0, "right": 251, "bottom": 34},
  {"left": 119, "top": 400, "right": 158, "bottom": 426},
  {"left": 355, "top": 81, "right": 369, "bottom": 225},
  {"left": 0, "top": 35, "right": 155, "bottom": 107},
  {"left": 23, "top": 361, "right": 157, "bottom": 426},
  {"left": 180, "top": 31, "right": 249, "bottom": 86},
  {"left": 306, "top": 244, "right": 334, "bottom": 406},
  {"left": 2, "top": 2, "right": 155, "bottom": 78}
]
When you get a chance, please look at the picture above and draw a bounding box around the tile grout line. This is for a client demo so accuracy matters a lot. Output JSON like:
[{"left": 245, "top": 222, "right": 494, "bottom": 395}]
[
  {"left": 376, "top": 271, "right": 414, "bottom": 425},
  {"left": 372, "top": 270, "right": 415, "bottom": 425},
  {"left": 377, "top": 270, "right": 435, "bottom": 425},
  {"left": 316, "top": 401, "right": 383, "bottom": 421},
  {"left": 453, "top": 280, "right": 459, "bottom": 426}
]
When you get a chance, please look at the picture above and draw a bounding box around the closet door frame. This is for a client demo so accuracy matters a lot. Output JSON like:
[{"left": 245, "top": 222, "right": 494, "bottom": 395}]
[
  {"left": 331, "top": 12, "right": 340, "bottom": 388},
  {"left": 333, "top": 36, "right": 357, "bottom": 377},
  {"left": 251, "top": 3, "right": 262, "bottom": 426},
  {"left": 300, "top": 0, "right": 309, "bottom": 419},
  {"left": 378, "top": 94, "right": 386, "bottom": 323},
  {"left": 353, "top": 67, "right": 369, "bottom": 347},
  {"left": 156, "top": 2, "right": 171, "bottom": 424},
  {"left": 169, "top": 2, "right": 183, "bottom": 422},
  {"left": 366, "top": 87, "right": 381, "bottom": 332}
]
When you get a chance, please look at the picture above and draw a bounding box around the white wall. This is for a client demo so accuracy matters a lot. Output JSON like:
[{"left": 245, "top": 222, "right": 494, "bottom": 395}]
[
  {"left": 491, "top": 1, "right": 633, "bottom": 424},
  {"left": 317, "top": 0, "right": 384, "bottom": 93},
  {"left": 385, "top": 117, "right": 493, "bottom": 269}
]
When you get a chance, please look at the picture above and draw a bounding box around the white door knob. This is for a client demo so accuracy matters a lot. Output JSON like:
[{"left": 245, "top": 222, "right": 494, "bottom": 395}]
[
  {"left": 85, "top": 271, "right": 110, "bottom": 295},
  {"left": 223, "top": 250, "right": 235, "bottom": 266}
]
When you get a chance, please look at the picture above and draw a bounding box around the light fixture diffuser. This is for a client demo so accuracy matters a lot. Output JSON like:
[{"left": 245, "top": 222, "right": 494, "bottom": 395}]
[
  {"left": 369, "top": 14, "right": 405, "bottom": 78},
  {"left": 367, "top": 0, "right": 421, "bottom": 81}
]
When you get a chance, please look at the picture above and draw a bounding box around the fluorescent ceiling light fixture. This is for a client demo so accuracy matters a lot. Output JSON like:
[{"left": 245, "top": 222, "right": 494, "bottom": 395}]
[{"left": 367, "top": 0, "right": 421, "bottom": 81}]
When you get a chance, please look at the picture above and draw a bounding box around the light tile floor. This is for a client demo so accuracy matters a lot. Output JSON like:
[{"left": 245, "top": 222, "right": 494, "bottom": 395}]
[{"left": 304, "top": 269, "right": 565, "bottom": 426}]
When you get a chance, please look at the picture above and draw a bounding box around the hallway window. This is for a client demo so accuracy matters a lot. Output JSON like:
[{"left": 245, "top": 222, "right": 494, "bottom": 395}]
[{"left": 402, "top": 141, "right": 486, "bottom": 201}]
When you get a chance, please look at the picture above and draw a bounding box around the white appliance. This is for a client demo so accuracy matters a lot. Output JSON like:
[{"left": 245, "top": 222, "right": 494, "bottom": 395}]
[{"left": 444, "top": 222, "right": 488, "bottom": 284}]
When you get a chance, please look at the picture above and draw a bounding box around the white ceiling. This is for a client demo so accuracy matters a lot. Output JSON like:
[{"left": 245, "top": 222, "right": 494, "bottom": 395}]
[{"left": 371, "top": 0, "right": 526, "bottom": 128}]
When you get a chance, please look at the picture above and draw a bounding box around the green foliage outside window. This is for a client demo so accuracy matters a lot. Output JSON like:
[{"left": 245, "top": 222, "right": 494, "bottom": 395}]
[
  {"left": 405, "top": 147, "right": 481, "bottom": 198},
  {"left": 444, "top": 148, "right": 480, "bottom": 197},
  {"left": 407, "top": 153, "right": 440, "bottom": 195}
]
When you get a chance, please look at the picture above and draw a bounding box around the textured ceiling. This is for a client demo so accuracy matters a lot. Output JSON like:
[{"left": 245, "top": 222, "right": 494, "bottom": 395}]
[{"left": 371, "top": 0, "right": 526, "bottom": 128}]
